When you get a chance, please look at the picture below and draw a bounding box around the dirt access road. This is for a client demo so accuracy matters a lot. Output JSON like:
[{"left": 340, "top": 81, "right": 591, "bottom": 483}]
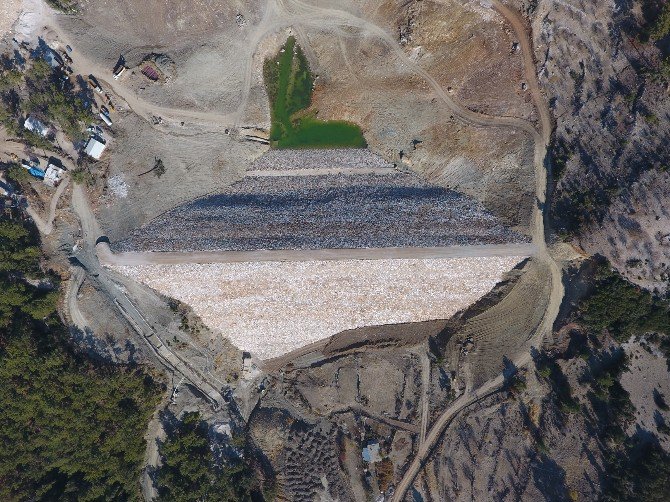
[
  {"left": 71, "top": 185, "right": 226, "bottom": 409},
  {"left": 98, "top": 243, "right": 536, "bottom": 266},
  {"left": 245, "top": 167, "right": 397, "bottom": 176},
  {"left": 26, "top": 177, "right": 69, "bottom": 235},
  {"left": 43, "top": 12, "right": 238, "bottom": 131},
  {"left": 388, "top": 0, "right": 562, "bottom": 499},
  {"left": 0, "top": 130, "right": 75, "bottom": 236}
]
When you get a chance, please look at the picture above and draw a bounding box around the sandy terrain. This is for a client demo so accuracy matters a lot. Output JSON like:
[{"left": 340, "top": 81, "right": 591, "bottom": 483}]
[
  {"left": 0, "top": 0, "right": 22, "bottom": 40},
  {"left": 113, "top": 255, "right": 525, "bottom": 359}
]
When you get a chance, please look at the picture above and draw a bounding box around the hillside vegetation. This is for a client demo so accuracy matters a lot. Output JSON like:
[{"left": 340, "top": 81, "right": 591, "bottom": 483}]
[
  {"left": 0, "top": 216, "right": 163, "bottom": 501},
  {"left": 156, "top": 412, "right": 257, "bottom": 502},
  {"left": 0, "top": 54, "right": 92, "bottom": 146},
  {"left": 577, "top": 263, "right": 670, "bottom": 344},
  {"left": 263, "top": 36, "right": 366, "bottom": 149}
]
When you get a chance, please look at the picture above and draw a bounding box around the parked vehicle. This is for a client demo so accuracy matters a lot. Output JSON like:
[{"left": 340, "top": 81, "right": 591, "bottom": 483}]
[
  {"left": 87, "top": 75, "right": 103, "bottom": 93},
  {"left": 113, "top": 65, "right": 126, "bottom": 80},
  {"left": 99, "top": 112, "right": 112, "bottom": 127}
]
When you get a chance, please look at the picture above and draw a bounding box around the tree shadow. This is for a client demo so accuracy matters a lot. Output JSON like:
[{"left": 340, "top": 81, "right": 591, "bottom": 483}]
[
  {"left": 531, "top": 454, "right": 570, "bottom": 502},
  {"left": 502, "top": 356, "right": 518, "bottom": 382}
]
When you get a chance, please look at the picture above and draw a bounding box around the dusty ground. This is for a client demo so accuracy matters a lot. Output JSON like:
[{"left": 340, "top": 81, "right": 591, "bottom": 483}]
[
  {"left": 0, "top": 0, "right": 22, "bottom": 40},
  {"left": 621, "top": 337, "right": 670, "bottom": 451},
  {"left": 42, "top": 0, "right": 537, "bottom": 237},
  {"left": 249, "top": 344, "right": 433, "bottom": 500},
  {"left": 113, "top": 255, "right": 526, "bottom": 359}
]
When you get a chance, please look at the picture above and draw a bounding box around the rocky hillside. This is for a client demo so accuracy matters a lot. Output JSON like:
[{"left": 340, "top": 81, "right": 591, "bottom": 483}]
[{"left": 524, "top": 0, "right": 670, "bottom": 294}]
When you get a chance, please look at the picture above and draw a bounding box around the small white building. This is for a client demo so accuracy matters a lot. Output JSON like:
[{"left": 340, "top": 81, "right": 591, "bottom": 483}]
[
  {"left": 44, "top": 163, "right": 65, "bottom": 188},
  {"left": 84, "top": 136, "right": 106, "bottom": 160},
  {"left": 24, "top": 116, "right": 49, "bottom": 137}
]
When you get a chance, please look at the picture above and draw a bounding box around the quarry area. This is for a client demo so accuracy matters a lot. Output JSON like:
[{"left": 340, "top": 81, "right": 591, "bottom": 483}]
[{"left": 2, "top": 0, "right": 669, "bottom": 501}]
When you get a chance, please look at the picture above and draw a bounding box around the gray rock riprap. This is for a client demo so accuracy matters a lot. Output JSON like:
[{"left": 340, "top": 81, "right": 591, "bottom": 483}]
[
  {"left": 249, "top": 148, "right": 394, "bottom": 171},
  {"left": 114, "top": 172, "right": 528, "bottom": 252}
]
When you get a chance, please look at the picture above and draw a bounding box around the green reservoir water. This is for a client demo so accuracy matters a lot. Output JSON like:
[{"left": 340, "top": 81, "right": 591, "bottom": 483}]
[{"left": 264, "top": 36, "right": 366, "bottom": 149}]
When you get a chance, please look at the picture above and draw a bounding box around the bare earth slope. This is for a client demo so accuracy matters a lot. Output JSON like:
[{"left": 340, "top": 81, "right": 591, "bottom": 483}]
[{"left": 534, "top": 0, "right": 670, "bottom": 293}]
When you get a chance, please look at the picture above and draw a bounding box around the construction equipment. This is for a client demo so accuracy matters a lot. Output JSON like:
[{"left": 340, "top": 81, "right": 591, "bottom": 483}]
[
  {"left": 87, "top": 75, "right": 103, "bottom": 93},
  {"left": 113, "top": 65, "right": 127, "bottom": 80},
  {"left": 99, "top": 112, "right": 112, "bottom": 127}
]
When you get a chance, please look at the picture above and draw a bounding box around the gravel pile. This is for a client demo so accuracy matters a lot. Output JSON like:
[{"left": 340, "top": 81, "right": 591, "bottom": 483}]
[
  {"left": 249, "top": 148, "right": 394, "bottom": 171},
  {"left": 107, "top": 175, "right": 128, "bottom": 199},
  {"left": 114, "top": 172, "right": 528, "bottom": 252}
]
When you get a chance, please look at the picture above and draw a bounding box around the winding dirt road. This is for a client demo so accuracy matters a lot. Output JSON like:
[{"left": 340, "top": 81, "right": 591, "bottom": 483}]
[
  {"left": 387, "top": 1, "right": 562, "bottom": 498},
  {"left": 26, "top": 177, "right": 69, "bottom": 236}
]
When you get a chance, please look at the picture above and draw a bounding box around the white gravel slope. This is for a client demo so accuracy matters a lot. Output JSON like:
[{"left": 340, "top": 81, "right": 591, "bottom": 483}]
[{"left": 114, "top": 256, "right": 525, "bottom": 359}]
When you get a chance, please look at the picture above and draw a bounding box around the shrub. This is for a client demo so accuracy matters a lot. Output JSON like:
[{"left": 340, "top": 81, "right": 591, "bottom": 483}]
[
  {"left": 156, "top": 412, "right": 257, "bottom": 501},
  {"left": 577, "top": 263, "right": 669, "bottom": 342},
  {"left": 648, "top": 2, "right": 670, "bottom": 40},
  {"left": 70, "top": 168, "right": 94, "bottom": 185}
]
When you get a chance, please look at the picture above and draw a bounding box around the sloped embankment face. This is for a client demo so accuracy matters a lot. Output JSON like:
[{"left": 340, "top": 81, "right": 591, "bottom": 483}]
[
  {"left": 112, "top": 256, "right": 526, "bottom": 360},
  {"left": 113, "top": 171, "right": 529, "bottom": 253},
  {"left": 111, "top": 149, "right": 530, "bottom": 360}
]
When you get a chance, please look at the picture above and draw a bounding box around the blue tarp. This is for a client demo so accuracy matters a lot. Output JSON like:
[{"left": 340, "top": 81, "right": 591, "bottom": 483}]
[{"left": 28, "top": 168, "right": 45, "bottom": 179}]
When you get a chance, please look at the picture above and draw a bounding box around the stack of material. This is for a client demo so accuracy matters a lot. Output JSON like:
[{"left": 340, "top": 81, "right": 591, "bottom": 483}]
[{"left": 114, "top": 171, "right": 528, "bottom": 252}]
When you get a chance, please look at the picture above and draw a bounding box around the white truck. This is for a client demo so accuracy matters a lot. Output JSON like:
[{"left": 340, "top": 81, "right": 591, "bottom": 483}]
[{"left": 99, "top": 112, "right": 112, "bottom": 127}]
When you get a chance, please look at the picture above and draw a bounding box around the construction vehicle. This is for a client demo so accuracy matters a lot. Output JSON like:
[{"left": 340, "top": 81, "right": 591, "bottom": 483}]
[
  {"left": 87, "top": 75, "right": 103, "bottom": 93},
  {"left": 113, "top": 65, "right": 127, "bottom": 80},
  {"left": 99, "top": 112, "right": 112, "bottom": 127}
]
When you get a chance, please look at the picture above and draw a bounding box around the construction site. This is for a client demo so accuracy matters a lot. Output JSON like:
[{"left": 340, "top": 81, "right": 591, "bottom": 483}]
[
  {"left": 6, "top": 0, "right": 648, "bottom": 500},
  {"left": 0, "top": 0, "right": 558, "bottom": 496},
  {"left": 115, "top": 150, "right": 528, "bottom": 253}
]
